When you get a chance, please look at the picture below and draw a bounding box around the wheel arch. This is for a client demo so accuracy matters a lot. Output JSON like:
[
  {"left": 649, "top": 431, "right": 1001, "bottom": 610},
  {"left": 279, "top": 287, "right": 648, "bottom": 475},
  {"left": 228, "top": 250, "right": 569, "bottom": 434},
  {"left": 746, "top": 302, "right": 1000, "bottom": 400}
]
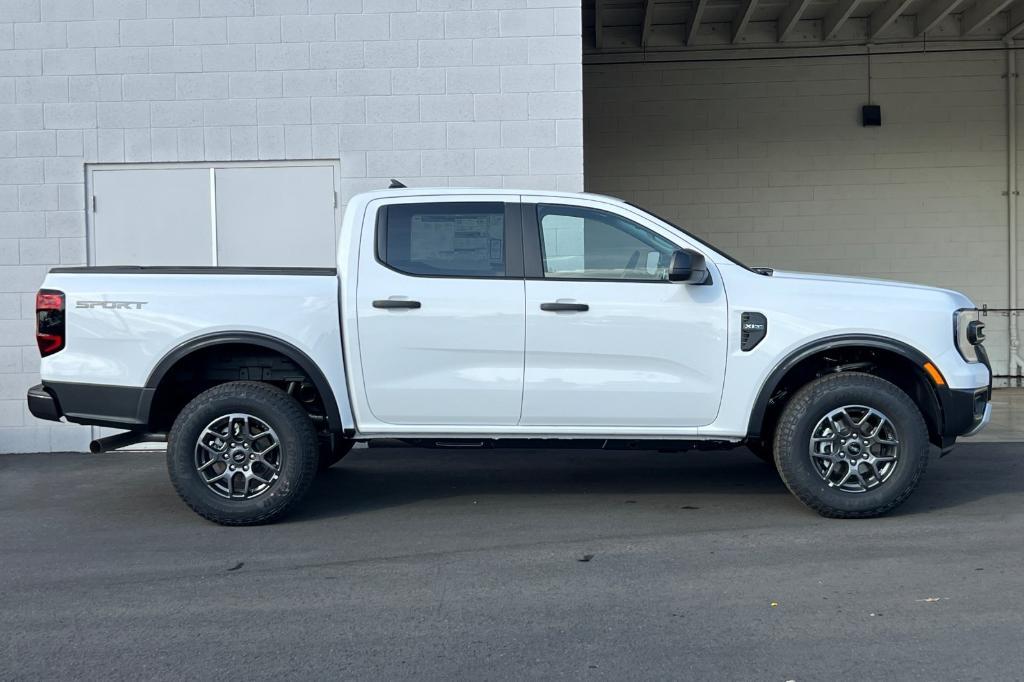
[
  {"left": 746, "top": 334, "right": 944, "bottom": 446},
  {"left": 144, "top": 332, "right": 347, "bottom": 434}
]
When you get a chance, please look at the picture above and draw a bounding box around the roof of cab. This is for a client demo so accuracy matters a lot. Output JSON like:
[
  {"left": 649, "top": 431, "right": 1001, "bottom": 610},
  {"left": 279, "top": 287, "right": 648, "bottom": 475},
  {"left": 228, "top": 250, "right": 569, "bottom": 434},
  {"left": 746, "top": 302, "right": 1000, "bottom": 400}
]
[{"left": 349, "top": 187, "right": 628, "bottom": 206}]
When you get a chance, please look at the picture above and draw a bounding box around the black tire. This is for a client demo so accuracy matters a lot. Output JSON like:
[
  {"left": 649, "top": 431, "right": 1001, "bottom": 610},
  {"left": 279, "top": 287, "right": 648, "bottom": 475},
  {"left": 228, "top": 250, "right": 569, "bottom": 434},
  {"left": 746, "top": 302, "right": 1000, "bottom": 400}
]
[
  {"left": 318, "top": 436, "right": 355, "bottom": 471},
  {"left": 773, "top": 372, "right": 929, "bottom": 519},
  {"left": 167, "top": 381, "right": 319, "bottom": 526}
]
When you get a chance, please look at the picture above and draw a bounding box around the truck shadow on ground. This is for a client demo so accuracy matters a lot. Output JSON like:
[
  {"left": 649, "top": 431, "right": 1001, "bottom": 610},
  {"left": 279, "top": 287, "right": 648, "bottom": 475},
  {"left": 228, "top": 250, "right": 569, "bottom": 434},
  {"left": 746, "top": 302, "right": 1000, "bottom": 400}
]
[{"left": 291, "top": 443, "right": 1024, "bottom": 522}]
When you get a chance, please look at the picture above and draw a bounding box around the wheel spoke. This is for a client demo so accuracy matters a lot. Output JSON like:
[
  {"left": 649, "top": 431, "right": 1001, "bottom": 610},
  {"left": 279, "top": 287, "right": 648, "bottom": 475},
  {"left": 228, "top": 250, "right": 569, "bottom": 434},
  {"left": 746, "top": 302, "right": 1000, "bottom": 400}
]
[
  {"left": 197, "top": 440, "right": 222, "bottom": 456},
  {"left": 254, "top": 441, "right": 278, "bottom": 457},
  {"left": 206, "top": 469, "right": 229, "bottom": 483},
  {"left": 866, "top": 460, "right": 885, "bottom": 483},
  {"left": 853, "top": 469, "right": 869, "bottom": 490}
]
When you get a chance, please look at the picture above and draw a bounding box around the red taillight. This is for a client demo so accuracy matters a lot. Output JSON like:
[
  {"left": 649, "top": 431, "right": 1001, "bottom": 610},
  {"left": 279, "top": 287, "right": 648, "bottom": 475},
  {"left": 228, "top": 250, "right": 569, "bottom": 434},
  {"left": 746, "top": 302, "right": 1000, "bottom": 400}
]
[{"left": 36, "top": 289, "right": 65, "bottom": 357}]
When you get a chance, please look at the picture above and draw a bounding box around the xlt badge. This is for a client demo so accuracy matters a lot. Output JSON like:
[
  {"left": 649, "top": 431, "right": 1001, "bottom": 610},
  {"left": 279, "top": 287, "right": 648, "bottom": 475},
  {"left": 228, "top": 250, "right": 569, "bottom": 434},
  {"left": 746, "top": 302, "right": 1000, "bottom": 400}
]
[{"left": 740, "top": 312, "right": 767, "bottom": 351}]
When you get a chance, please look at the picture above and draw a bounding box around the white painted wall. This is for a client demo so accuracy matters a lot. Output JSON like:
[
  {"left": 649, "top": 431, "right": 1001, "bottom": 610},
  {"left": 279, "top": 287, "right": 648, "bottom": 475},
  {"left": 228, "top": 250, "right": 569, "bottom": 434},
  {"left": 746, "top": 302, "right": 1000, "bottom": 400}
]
[
  {"left": 585, "top": 50, "right": 1019, "bottom": 379},
  {"left": 0, "top": 0, "right": 583, "bottom": 453}
]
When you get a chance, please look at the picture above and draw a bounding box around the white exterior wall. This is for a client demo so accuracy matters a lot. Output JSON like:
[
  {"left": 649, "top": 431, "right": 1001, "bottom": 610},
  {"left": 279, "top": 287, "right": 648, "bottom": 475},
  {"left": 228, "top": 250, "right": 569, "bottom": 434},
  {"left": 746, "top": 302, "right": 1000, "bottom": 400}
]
[
  {"left": 0, "top": 0, "right": 583, "bottom": 454},
  {"left": 585, "top": 51, "right": 1018, "bottom": 378}
]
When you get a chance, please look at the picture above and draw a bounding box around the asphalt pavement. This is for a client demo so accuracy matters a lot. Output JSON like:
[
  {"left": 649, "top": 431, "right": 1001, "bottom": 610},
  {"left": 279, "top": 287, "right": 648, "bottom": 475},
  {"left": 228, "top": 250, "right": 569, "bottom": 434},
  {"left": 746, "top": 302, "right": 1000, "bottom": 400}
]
[{"left": 2, "top": 443, "right": 1023, "bottom": 680}]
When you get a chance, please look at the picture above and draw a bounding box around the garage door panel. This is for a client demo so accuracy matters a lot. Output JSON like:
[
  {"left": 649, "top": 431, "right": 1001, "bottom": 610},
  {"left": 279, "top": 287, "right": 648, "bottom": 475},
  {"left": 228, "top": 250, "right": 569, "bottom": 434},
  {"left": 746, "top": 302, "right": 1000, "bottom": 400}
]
[
  {"left": 92, "top": 168, "right": 213, "bottom": 267},
  {"left": 214, "top": 166, "right": 337, "bottom": 268}
]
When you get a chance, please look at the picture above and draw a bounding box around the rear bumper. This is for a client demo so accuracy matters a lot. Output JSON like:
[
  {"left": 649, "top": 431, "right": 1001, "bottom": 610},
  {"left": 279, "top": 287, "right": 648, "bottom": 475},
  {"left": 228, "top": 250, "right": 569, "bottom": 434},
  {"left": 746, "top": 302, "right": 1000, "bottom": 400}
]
[
  {"left": 27, "top": 384, "right": 61, "bottom": 422},
  {"left": 26, "top": 381, "right": 151, "bottom": 429}
]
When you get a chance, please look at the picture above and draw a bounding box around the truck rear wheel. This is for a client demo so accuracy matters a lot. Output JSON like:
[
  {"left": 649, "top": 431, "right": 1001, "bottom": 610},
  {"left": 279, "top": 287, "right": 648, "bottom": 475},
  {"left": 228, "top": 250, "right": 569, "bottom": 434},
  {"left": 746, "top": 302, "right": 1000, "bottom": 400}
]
[
  {"left": 773, "top": 372, "right": 929, "bottom": 519},
  {"left": 167, "top": 381, "right": 319, "bottom": 526}
]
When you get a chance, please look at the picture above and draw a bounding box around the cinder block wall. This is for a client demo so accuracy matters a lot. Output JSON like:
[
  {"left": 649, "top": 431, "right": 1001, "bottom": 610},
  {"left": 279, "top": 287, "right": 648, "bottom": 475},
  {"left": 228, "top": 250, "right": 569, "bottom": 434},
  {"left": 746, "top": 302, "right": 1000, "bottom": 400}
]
[
  {"left": 585, "top": 51, "right": 1017, "bottom": 376},
  {"left": 0, "top": 0, "right": 583, "bottom": 453}
]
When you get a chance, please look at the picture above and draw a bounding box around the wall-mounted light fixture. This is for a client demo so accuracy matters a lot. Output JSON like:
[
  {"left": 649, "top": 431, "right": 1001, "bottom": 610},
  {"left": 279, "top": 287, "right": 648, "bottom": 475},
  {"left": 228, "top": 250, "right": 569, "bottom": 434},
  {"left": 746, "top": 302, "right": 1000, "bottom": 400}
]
[{"left": 862, "top": 48, "right": 881, "bottom": 126}]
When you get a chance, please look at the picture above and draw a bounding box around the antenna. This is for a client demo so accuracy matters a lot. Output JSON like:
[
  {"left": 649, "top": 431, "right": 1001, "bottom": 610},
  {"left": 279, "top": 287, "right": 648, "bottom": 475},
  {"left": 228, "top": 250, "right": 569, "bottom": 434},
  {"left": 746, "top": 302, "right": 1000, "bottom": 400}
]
[{"left": 388, "top": 179, "right": 407, "bottom": 189}]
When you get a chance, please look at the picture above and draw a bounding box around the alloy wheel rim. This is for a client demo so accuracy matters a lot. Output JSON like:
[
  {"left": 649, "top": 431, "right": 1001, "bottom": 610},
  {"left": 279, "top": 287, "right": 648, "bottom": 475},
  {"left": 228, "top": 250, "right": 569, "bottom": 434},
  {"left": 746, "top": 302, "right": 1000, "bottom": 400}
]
[
  {"left": 809, "top": 405, "right": 900, "bottom": 494},
  {"left": 194, "top": 413, "right": 282, "bottom": 500}
]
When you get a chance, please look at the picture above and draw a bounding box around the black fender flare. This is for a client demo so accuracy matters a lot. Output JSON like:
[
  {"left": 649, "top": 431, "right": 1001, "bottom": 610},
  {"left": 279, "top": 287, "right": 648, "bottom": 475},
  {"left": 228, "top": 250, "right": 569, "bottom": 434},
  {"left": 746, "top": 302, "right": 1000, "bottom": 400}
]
[
  {"left": 144, "top": 331, "right": 346, "bottom": 433},
  {"left": 745, "top": 334, "right": 941, "bottom": 440}
]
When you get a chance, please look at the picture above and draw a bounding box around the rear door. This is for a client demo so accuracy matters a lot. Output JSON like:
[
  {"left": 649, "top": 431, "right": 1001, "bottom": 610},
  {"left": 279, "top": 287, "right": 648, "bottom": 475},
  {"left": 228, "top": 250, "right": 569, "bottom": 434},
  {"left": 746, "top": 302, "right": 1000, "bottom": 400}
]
[
  {"left": 355, "top": 196, "right": 526, "bottom": 426},
  {"left": 520, "top": 199, "right": 728, "bottom": 429}
]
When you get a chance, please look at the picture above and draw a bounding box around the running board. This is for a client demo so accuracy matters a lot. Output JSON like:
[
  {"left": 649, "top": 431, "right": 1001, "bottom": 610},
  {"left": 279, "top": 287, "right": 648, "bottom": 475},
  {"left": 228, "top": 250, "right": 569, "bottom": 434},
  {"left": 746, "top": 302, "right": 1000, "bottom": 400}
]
[{"left": 368, "top": 438, "right": 738, "bottom": 452}]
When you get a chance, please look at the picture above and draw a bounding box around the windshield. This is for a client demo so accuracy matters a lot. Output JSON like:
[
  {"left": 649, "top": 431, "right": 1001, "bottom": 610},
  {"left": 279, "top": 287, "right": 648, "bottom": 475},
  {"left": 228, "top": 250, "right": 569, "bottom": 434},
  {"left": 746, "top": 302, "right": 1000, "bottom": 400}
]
[{"left": 626, "top": 201, "right": 753, "bottom": 271}]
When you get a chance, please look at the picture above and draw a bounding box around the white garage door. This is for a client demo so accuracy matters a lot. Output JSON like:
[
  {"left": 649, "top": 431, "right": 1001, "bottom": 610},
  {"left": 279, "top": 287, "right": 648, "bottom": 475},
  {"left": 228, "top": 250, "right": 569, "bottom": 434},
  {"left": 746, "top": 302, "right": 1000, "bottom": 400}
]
[{"left": 89, "top": 162, "right": 339, "bottom": 268}]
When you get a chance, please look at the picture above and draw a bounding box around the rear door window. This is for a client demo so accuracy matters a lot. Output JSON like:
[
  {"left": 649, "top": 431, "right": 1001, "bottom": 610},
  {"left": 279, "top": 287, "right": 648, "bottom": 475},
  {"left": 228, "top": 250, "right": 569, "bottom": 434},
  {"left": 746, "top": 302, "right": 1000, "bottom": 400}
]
[{"left": 379, "top": 202, "right": 507, "bottom": 278}]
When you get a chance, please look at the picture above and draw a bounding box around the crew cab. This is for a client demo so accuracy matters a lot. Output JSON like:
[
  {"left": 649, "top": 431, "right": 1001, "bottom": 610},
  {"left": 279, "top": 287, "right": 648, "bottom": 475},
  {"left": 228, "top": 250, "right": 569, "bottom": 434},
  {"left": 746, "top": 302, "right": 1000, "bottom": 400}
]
[{"left": 28, "top": 188, "right": 992, "bottom": 525}]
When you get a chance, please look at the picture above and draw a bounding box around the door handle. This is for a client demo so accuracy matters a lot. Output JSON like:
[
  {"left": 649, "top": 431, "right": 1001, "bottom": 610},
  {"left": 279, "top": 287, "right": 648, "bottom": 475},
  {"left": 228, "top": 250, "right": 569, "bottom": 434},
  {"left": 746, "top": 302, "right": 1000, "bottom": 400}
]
[
  {"left": 373, "top": 299, "right": 421, "bottom": 309},
  {"left": 540, "top": 302, "right": 589, "bottom": 312}
]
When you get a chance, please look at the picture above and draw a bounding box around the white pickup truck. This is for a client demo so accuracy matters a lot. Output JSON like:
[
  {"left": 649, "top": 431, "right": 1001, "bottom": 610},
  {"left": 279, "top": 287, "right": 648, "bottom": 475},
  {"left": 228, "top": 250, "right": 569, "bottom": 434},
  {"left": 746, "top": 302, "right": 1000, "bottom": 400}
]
[{"left": 28, "top": 188, "right": 992, "bottom": 525}]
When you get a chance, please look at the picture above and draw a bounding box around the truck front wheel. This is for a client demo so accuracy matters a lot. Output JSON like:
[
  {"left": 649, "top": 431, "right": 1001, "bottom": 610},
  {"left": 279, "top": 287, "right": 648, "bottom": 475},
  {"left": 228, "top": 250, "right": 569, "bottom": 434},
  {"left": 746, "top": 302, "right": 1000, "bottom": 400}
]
[
  {"left": 773, "top": 372, "right": 929, "bottom": 519},
  {"left": 167, "top": 381, "right": 319, "bottom": 526}
]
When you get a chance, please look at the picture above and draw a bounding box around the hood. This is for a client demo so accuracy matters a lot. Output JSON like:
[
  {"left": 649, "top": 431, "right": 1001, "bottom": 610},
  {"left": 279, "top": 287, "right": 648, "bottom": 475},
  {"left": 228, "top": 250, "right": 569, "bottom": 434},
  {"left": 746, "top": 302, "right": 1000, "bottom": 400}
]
[
  {"left": 766, "top": 269, "right": 976, "bottom": 310},
  {"left": 772, "top": 269, "right": 961, "bottom": 295}
]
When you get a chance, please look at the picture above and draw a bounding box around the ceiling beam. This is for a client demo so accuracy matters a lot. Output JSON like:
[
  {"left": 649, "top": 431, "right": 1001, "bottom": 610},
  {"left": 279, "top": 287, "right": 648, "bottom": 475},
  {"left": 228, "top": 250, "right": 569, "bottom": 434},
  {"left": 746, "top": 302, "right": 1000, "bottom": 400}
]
[
  {"left": 732, "top": 0, "right": 760, "bottom": 43},
  {"left": 869, "top": 0, "right": 915, "bottom": 39},
  {"left": 641, "top": 0, "right": 656, "bottom": 47},
  {"left": 595, "top": 0, "right": 604, "bottom": 49},
  {"left": 1006, "top": 2, "right": 1024, "bottom": 37},
  {"left": 778, "top": 0, "right": 815, "bottom": 41},
  {"left": 915, "top": 0, "right": 970, "bottom": 35},
  {"left": 686, "top": 0, "right": 709, "bottom": 45},
  {"left": 823, "top": 0, "right": 862, "bottom": 40},
  {"left": 962, "top": 0, "right": 1016, "bottom": 34}
]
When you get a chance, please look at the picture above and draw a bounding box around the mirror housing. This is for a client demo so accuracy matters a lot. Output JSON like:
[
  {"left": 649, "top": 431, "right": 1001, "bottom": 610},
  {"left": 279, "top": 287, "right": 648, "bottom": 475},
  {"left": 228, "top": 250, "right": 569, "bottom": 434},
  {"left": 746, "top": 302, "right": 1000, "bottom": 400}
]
[{"left": 668, "top": 249, "right": 711, "bottom": 285}]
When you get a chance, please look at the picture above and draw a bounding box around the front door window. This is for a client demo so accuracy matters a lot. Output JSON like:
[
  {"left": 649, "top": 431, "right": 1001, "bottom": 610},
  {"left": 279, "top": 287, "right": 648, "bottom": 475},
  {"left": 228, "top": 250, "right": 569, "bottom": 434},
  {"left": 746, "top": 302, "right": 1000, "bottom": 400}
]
[{"left": 538, "top": 205, "right": 676, "bottom": 281}]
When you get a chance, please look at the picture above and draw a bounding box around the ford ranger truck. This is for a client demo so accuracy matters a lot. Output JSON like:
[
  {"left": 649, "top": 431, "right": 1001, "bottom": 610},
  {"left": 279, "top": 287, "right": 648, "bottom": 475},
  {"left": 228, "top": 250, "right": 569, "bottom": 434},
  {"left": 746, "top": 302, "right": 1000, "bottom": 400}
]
[{"left": 27, "top": 189, "right": 992, "bottom": 525}]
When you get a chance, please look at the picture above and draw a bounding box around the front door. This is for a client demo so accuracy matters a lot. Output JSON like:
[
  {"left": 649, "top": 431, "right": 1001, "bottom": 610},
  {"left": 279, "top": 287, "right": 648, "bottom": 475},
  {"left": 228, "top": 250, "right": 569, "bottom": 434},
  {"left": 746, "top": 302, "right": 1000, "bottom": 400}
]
[
  {"left": 520, "top": 201, "right": 728, "bottom": 429},
  {"left": 356, "top": 197, "right": 526, "bottom": 426}
]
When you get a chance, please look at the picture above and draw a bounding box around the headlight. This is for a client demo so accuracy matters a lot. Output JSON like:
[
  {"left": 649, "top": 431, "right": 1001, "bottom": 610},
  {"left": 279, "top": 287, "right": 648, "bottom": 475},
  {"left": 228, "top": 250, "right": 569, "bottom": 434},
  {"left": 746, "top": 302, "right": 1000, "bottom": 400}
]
[{"left": 954, "top": 310, "right": 985, "bottom": 363}]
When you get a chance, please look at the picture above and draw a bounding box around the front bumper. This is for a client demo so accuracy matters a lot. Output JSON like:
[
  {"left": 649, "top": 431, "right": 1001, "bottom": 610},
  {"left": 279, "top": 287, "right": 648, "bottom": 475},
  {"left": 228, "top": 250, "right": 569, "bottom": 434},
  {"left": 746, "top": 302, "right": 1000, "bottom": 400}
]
[
  {"left": 938, "top": 385, "right": 991, "bottom": 444},
  {"left": 937, "top": 341, "right": 991, "bottom": 448},
  {"left": 963, "top": 402, "right": 992, "bottom": 437}
]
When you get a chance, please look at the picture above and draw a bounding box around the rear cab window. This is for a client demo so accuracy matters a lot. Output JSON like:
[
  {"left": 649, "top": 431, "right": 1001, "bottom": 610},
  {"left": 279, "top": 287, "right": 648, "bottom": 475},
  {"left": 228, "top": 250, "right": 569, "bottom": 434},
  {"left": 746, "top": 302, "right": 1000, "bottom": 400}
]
[{"left": 376, "top": 202, "right": 511, "bottom": 278}]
